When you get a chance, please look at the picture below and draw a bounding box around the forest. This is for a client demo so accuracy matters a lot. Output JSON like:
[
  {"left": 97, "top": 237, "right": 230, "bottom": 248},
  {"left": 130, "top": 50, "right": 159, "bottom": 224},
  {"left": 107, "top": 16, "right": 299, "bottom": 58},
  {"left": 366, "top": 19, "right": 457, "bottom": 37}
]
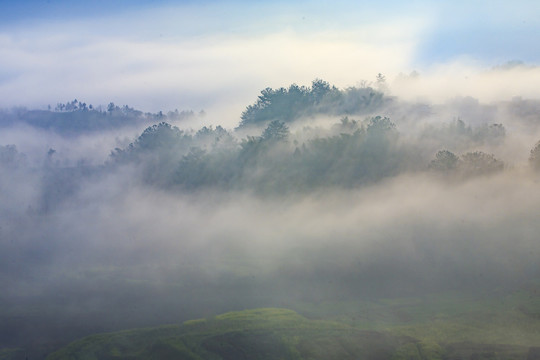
[{"left": 0, "top": 80, "right": 529, "bottom": 199}]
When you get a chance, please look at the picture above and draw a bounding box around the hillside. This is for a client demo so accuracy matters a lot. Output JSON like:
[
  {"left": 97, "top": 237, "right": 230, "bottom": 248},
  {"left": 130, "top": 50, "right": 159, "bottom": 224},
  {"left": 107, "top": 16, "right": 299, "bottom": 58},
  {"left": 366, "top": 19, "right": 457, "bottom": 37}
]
[{"left": 29, "top": 288, "right": 540, "bottom": 360}]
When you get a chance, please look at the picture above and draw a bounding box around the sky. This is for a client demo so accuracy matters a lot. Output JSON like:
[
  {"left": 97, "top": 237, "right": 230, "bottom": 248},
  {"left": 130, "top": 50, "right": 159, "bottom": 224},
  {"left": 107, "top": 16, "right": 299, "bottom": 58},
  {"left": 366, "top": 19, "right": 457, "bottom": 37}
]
[{"left": 1, "top": 0, "right": 540, "bottom": 123}]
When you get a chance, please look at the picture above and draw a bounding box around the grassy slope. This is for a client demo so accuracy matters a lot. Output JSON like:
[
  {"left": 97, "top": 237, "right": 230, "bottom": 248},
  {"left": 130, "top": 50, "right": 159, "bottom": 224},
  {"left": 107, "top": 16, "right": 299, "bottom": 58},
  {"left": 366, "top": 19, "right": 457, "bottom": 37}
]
[
  {"left": 45, "top": 308, "right": 420, "bottom": 360},
  {"left": 296, "top": 289, "right": 540, "bottom": 346},
  {"left": 42, "top": 289, "right": 540, "bottom": 360}
]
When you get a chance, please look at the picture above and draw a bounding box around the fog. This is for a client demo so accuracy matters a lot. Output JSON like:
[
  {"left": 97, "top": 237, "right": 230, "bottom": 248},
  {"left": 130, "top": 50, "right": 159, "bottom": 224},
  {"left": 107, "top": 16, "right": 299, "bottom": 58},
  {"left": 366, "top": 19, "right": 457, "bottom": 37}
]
[
  {"left": 2, "top": 1, "right": 540, "bottom": 358},
  {"left": 1, "top": 79, "right": 540, "bottom": 355}
]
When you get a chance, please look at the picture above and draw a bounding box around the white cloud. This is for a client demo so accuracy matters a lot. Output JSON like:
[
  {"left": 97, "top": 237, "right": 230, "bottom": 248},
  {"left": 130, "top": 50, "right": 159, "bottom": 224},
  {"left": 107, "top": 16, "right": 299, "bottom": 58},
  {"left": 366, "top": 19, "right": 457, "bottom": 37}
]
[
  {"left": 392, "top": 61, "right": 540, "bottom": 103},
  {"left": 0, "top": 3, "right": 424, "bottom": 125}
]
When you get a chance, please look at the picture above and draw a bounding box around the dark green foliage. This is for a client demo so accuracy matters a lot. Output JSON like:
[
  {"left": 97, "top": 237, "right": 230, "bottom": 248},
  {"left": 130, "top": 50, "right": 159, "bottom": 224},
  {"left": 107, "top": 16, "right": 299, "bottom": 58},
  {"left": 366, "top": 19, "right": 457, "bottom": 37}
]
[
  {"left": 195, "top": 125, "right": 235, "bottom": 149},
  {"left": 261, "top": 120, "right": 289, "bottom": 142},
  {"left": 109, "top": 114, "right": 510, "bottom": 193},
  {"left": 429, "top": 150, "right": 504, "bottom": 178},
  {"left": 529, "top": 141, "right": 540, "bottom": 171},
  {"left": 111, "top": 122, "right": 246, "bottom": 189},
  {"left": 238, "top": 79, "right": 387, "bottom": 128},
  {"left": 110, "top": 122, "right": 194, "bottom": 186},
  {"left": 0, "top": 101, "right": 193, "bottom": 134},
  {"left": 234, "top": 116, "right": 401, "bottom": 191},
  {"left": 131, "top": 122, "right": 187, "bottom": 151},
  {"left": 421, "top": 119, "right": 506, "bottom": 151},
  {"left": 295, "top": 117, "right": 400, "bottom": 187},
  {"left": 110, "top": 122, "right": 188, "bottom": 161},
  {"left": 429, "top": 150, "right": 459, "bottom": 172},
  {"left": 366, "top": 115, "right": 396, "bottom": 134},
  {"left": 175, "top": 146, "right": 239, "bottom": 189},
  {"left": 459, "top": 151, "right": 504, "bottom": 176}
]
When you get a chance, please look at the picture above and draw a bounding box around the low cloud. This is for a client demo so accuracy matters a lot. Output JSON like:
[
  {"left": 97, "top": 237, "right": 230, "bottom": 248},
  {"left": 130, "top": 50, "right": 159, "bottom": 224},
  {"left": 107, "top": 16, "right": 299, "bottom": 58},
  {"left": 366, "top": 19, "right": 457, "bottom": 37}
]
[{"left": 392, "top": 62, "right": 540, "bottom": 103}]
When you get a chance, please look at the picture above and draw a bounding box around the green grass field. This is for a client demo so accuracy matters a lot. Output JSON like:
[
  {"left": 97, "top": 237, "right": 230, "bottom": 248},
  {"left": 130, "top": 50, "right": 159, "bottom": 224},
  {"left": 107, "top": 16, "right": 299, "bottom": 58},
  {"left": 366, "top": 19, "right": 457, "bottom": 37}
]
[{"left": 35, "top": 286, "right": 540, "bottom": 360}]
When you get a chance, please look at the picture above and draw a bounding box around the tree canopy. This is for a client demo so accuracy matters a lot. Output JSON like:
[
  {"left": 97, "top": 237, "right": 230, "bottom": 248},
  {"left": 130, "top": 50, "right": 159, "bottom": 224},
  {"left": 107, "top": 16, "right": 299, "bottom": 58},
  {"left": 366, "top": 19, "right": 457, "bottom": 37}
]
[{"left": 238, "top": 79, "right": 388, "bottom": 129}]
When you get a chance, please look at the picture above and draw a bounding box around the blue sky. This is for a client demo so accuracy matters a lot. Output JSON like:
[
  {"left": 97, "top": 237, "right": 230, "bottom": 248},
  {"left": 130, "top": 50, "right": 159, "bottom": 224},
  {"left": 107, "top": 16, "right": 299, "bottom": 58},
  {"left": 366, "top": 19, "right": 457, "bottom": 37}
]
[
  {"left": 1, "top": 0, "right": 540, "bottom": 117},
  {"left": 3, "top": 0, "right": 538, "bottom": 64}
]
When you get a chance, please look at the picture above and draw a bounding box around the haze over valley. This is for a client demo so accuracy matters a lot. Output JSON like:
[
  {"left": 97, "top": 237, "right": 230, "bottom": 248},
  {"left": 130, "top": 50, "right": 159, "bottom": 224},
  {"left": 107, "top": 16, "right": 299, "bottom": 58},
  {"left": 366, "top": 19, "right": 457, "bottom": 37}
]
[{"left": 2, "top": 1, "right": 540, "bottom": 359}]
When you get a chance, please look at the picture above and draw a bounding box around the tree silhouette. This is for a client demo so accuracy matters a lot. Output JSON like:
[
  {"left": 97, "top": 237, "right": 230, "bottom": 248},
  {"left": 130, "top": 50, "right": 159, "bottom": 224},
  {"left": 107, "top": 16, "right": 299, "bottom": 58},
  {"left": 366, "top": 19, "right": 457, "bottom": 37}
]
[
  {"left": 262, "top": 120, "right": 289, "bottom": 142},
  {"left": 429, "top": 150, "right": 459, "bottom": 172},
  {"left": 529, "top": 140, "right": 540, "bottom": 171}
]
